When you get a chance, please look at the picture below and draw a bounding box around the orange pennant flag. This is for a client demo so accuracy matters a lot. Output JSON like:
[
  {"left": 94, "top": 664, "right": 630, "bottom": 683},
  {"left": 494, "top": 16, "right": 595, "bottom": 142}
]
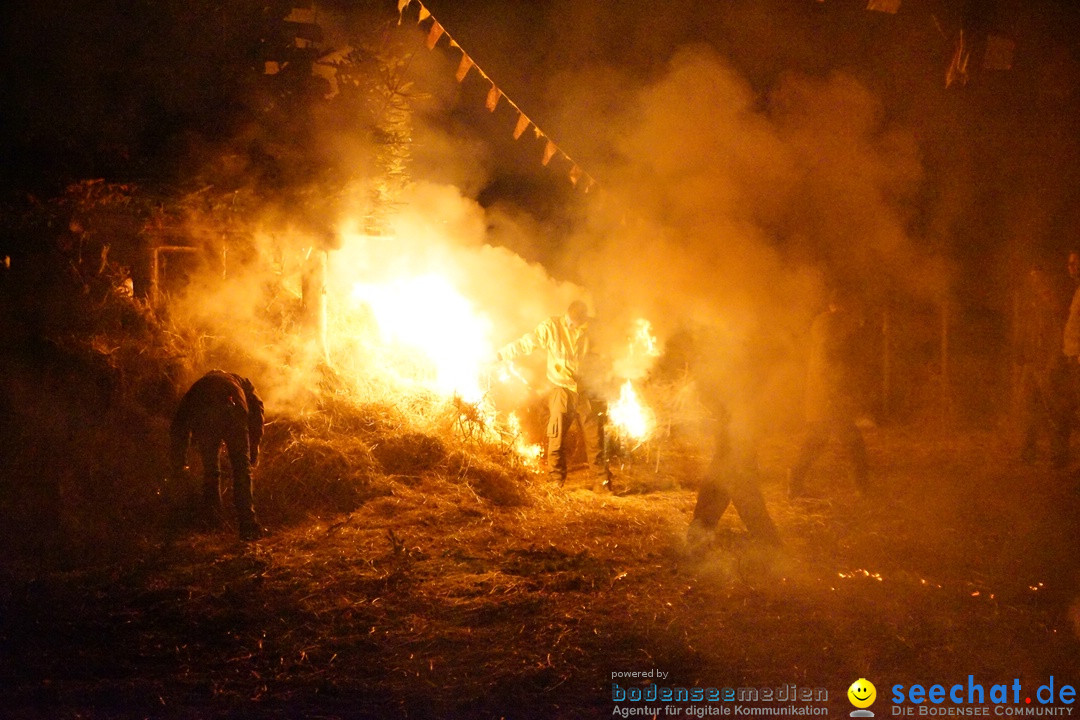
[
  {"left": 583, "top": 176, "right": 597, "bottom": 194},
  {"left": 485, "top": 85, "right": 501, "bottom": 111},
  {"left": 945, "top": 29, "right": 970, "bottom": 88},
  {"left": 425, "top": 20, "right": 444, "bottom": 49},
  {"left": 568, "top": 165, "right": 582, "bottom": 186},
  {"left": 456, "top": 54, "right": 474, "bottom": 82},
  {"left": 866, "top": 0, "right": 900, "bottom": 13},
  {"left": 542, "top": 140, "right": 557, "bottom": 166},
  {"left": 397, "top": 0, "right": 410, "bottom": 24},
  {"left": 418, "top": 5, "right": 431, "bottom": 22},
  {"left": 513, "top": 113, "right": 529, "bottom": 139}
]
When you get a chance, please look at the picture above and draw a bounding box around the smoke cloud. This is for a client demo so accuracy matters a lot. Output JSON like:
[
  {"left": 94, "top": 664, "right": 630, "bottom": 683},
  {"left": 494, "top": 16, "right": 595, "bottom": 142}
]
[{"left": 163, "top": 9, "right": 947, "bottom": 439}]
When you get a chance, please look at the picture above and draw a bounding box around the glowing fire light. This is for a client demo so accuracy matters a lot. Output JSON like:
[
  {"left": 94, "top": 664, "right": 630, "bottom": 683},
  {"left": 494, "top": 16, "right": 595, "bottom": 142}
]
[
  {"left": 838, "top": 569, "right": 883, "bottom": 582},
  {"left": 495, "top": 361, "right": 530, "bottom": 388},
  {"left": 347, "top": 273, "right": 493, "bottom": 403},
  {"left": 631, "top": 318, "right": 661, "bottom": 358},
  {"left": 507, "top": 412, "right": 542, "bottom": 465},
  {"left": 609, "top": 380, "right": 654, "bottom": 442}
]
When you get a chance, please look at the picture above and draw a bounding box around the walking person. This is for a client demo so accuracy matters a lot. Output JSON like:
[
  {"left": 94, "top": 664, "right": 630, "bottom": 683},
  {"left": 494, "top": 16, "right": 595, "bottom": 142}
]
[{"left": 788, "top": 287, "right": 871, "bottom": 499}]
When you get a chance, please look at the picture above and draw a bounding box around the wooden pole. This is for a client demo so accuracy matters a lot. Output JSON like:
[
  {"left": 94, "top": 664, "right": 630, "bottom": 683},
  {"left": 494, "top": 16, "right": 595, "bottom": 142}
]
[
  {"left": 301, "top": 249, "right": 329, "bottom": 364},
  {"left": 881, "top": 306, "right": 892, "bottom": 422},
  {"left": 941, "top": 296, "right": 951, "bottom": 422},
  {"left": 149, "top": 245, "right": 200, "bottom": 309}
]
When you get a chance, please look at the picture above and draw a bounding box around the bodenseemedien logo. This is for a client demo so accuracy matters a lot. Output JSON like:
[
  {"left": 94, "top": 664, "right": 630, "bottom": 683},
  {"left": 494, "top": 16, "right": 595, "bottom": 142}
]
[{"left": 848, "top": 678, "right": 877, "bottom": 717}]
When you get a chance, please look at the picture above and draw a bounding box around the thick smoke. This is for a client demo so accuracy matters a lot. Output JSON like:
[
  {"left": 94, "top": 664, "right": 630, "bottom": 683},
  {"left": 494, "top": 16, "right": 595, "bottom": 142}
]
[
  {"left": 165, "top": 8, "right": 941, "bottom": 436},
  {"left": 543, "top": 45, "right": 936, "bottom": 429}
]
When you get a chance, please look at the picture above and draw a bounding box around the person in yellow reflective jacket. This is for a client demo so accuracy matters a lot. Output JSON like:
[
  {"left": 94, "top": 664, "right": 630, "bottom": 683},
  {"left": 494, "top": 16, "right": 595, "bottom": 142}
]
[{"left": 497, "top": 300, "right": 613, "bottom": 490}]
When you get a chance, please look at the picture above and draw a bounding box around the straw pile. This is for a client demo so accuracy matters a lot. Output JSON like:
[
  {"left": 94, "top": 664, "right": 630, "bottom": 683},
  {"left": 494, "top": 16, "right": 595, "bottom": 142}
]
[{"left": 254, "top": 392, "right": 535, "bottom": 530}]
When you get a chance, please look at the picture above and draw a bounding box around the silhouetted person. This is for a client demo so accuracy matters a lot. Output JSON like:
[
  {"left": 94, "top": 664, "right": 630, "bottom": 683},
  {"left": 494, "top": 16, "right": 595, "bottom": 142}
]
[
  {"left": 663, "top": 328, "right": 781, "bottom": 548},
  {"left": 688, "top": 404, "right": 782, "bottom": 548},
  {"left": 788, "top": 287, "right": 870, "bottom": 498},
  {"left": 170, "top": 370, "right": 265, "bottom": 540},
  {"left": 497, "top": 300, "right": 613, "bottom": 490},
  {"left": 1015, "top": 262, "right": 1068, "bottom": 465},
  {"left": 1055, "top": 250, "right": 1080, "bottom": 473}
]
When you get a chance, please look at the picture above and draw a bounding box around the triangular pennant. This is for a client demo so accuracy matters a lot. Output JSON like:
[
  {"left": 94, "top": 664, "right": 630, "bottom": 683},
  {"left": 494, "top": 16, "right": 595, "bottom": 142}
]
[
  {"left": 866, "top": 0, "right": 900, "bottom": 13},
  {"left": 425, "top": 20, "right": 444, "bottom": 50},
  {"left": 583, "top": 176, "right": 597, "bottom": 194},
  {"left": 455, "top": 54, "right": 474, "bottom": 82},
  {"left": 542, "top": 140, "right": 557, "bottom": 166},
  {"left": 568, "top": 165, "right": 582, "bottom": 186},
  {"left": 945, "top": 29, "right": 970, "bottom": 88},
  {"left": 418, "top": 5, "right": 431, "bottom": 22},
  {"left": 533, "top": 126, "right": 543, "bottom": 140},
  {"left": 485, "top": 85, "right": 501, "bottom": 112},
  {"left": 984, "top": 34, "right": 1016, "bottom": 70},
  {"left": 312, "top": 62, "right": 339, "bottom": 99},
  {"left": 513, "top": 113, "right": 530, "bottom": 139},
  {"left": 397, "top": 0, "right": 410, "bottom": 23}
]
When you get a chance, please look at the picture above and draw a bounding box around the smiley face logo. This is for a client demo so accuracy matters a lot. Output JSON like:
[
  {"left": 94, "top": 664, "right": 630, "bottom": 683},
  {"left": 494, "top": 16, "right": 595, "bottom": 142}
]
[{"left": 848, "top": 678, "right": 877, "bottom": 709}]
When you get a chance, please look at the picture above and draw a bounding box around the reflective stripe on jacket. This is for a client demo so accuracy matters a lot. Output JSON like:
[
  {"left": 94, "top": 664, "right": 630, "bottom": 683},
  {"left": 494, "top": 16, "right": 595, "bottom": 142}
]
[{"left": 499, "top": 314, "right": 589, "bottom": 392}]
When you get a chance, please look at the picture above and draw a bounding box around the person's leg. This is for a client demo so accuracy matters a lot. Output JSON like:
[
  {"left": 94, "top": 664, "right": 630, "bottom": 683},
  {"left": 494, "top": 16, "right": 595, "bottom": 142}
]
[
  {"left": 546, "top": 387, "right": 571, "bottom": 485},
  {"left": 225, "top": 422, "right": 258, "bottom": 538},
  {"left": 691, "top": 474, "right": 730, "bottom": 530},
  {"left": 725, "top": 439, "right": 781, "bottom": 545},
  {"left": 788, "top": 422, "right": 827, "bottom": 497},
  {"left": 1049, "top": 362, "right": 1074, "bottom": 470},
  {"left": 195, "top": 436, "right": 224, "bottom": 527},
  {"left": 729, "top": 476, "right": 781, "bottom": 547},
  {"left": 1019, "top": 372, "right": 1040, "bottom": 463},
  {"left": 837, "top": 419, "right": 870, "bottom": 493},
  {"left": 688, "top": 466, "right": 731, "bottom": 551},
  {"left": 578, "top": 396, "right": 612, "bottom": 488}
]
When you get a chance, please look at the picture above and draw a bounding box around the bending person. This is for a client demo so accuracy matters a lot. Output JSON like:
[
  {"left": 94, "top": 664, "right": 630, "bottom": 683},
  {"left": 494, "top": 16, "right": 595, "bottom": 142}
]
[{"left": 170, "top": 370, "right": 265, "bottom": 541}]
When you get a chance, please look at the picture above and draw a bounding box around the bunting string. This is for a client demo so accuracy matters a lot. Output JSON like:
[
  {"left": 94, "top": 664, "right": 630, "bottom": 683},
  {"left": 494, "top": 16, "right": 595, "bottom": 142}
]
[
  {"left": 397, "top": 0, "right": 597, "bottom": 193},
  {"left": 395, "top": 0, "right": 1020, "bottom": 192}
]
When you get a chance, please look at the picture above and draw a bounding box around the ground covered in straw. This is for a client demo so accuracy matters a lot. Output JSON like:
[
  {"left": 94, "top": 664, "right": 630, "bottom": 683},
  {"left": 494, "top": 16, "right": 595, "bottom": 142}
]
[{"left": 2, "top": 418, "right": 1080, "bottom": 720}]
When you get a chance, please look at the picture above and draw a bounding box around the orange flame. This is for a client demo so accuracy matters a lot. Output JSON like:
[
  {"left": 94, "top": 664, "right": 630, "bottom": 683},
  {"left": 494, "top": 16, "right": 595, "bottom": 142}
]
[
  {"left": 507, "top": 412, "right": 543, "bottom": 466},
  {"left": 631, "top": 318, "right": 660, "bottom": 359},
  {"left": 609, "top": 380, "right": 654, "bottom": 442},
  {"left": 344, "top": 273, "right": 493, "bottom": 403}
]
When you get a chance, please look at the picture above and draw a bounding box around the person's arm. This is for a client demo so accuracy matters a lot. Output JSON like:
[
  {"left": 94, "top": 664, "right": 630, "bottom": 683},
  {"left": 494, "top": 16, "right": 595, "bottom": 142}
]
[
  {"left": 498, "top": 318, "right": 553, "bottom": 363},
  {"left": 240, "top": 378, "right": 265, "bottom": 466}
]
